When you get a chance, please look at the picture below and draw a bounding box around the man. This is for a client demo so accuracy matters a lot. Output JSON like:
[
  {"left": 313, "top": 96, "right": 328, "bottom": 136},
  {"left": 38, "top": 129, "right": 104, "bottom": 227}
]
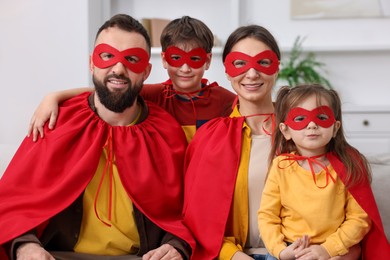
[{"left": 0, "top": 14, "right": 194, "bottom": 259}]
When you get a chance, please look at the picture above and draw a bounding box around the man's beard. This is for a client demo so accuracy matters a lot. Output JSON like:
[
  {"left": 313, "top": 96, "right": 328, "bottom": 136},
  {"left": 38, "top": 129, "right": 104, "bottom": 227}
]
[{"left": 93, "top": 74, "right": 142, "bottom": 113}]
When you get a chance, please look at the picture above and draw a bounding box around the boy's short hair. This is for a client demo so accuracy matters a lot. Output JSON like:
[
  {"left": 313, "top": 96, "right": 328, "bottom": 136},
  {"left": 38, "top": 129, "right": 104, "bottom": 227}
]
[{"left": 160, "top": 16, "right": 214, "bottom": 52}]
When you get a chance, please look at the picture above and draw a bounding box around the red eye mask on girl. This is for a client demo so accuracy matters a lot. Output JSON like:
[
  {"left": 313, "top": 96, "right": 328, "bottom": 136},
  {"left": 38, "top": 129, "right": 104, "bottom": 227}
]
[
  {"left": 224, "top": 50, "right": 279, "bottom": 77},
  {"left": 92, "top": 43, "right": 150, "bottom": 73},
  {"left": 284, "top": 106, "right": 336, "bottom": 130},
  {"left": 163, "top": 46, "right": 208, "bottom": 69}
]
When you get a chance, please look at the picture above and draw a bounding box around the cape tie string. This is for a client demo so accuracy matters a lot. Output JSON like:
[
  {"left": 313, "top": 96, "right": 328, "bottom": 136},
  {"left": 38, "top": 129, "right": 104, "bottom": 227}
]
[
  {"left": 94, "top": 127, "right": 114, "bottom": 227},
  {"left": 245, "top": 113, "right": 275, "bottom": 137},
  {"left": 278, "top": 153, "right": 336, "bottom": 188},
  {"left": 92, "top": 107, "right": 142, "bottom": 227},
  {"left": 232, "top": 97, "right": 275, "bottom": 138},
  {"left": 162, "top": 79, "right": 217, "bottom": 123},
  {"left": 248, "top": 113, "right": 275, "bottom": 136}
]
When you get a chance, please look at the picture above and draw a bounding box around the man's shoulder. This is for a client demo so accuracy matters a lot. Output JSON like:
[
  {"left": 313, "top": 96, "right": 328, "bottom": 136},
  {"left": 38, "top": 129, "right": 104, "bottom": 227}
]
[
  {"left": 62, "top": 91, "right": 90, "bottom": 105},
  {"left": 56, "top": 92, "right": 93, "bottom": 124}
]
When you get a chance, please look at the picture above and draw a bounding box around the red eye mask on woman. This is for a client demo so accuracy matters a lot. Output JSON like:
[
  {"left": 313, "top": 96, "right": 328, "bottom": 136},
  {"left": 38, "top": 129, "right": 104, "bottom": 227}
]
[
  {"left": 224, "top": 50, "right": 279, "bottom": 77},
  {"left": 284, "top": 106, "right": 336, "bottom": 130},
  {"left": 92, "top": 43, "right": 150, "bottom": 73},
  {"left": 163, "top": 46, "right": 208, "bottom": 69}
]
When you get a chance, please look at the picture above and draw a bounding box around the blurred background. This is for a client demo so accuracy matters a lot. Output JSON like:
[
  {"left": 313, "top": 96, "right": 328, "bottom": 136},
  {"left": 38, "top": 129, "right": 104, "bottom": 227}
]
[{"left": 1, "top": 0, "right": 389, "bottom": 153}]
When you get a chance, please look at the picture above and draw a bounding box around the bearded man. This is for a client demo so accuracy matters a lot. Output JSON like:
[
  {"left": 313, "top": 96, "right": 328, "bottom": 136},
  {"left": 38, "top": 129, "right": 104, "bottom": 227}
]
[{"left": 0, "top": 14, "right": 194, "bottom": 260}]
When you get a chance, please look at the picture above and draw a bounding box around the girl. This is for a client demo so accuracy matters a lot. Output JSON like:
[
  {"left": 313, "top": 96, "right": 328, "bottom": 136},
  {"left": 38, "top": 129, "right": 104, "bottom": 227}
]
[{"left": 258, "top": 84, "right": 389, "bottom": 259}]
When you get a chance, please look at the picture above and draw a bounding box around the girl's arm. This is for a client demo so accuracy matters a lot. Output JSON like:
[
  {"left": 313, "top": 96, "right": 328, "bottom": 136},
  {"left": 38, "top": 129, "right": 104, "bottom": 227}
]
[
  {"left": 329, "top": 244, "right": 361, "bottom": 260},
  {"left": 28, "top": 87, "right": 93, "bottom": 141},
  {"left": 320, "top": 192, "right": 371, "bottom": 257}
]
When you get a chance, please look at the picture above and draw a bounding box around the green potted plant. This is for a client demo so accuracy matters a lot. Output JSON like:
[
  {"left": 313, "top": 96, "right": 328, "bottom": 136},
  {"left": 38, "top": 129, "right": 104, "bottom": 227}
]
[{"left": 277, "top": 36, "right": 332, "bottom": 88}]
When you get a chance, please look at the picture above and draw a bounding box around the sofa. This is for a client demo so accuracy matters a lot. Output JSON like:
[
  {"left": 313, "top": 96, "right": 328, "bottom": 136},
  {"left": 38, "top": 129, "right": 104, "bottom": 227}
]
[
  {"left": 1, "top": 144, "right": 389, "bottom": 251},
  {"left": 368, "top": 152, "right": 390, "bottom": 240}
]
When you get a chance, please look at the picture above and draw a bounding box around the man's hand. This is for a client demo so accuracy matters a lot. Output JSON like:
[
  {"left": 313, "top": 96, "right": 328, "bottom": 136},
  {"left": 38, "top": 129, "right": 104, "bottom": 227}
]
[
  {"left": 16, "top": 242, "right": 54, "bottom": 260},
  {"left": 142, "top": 244, "right": 183, "bottom": 260}
]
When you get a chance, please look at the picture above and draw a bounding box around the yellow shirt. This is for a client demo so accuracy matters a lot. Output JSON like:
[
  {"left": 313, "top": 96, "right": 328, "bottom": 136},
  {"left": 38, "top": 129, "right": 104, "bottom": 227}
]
[
  {"left": 73, "top": 148, "right": 140, "bottom": 255},
  {"left": 74, "top": 108, "right": 142, "bottom": 255},
  {"left": 218, "top": 106, "right": 271, "bottom": 259},
  {"left": 258, "top": 155, "right": 371, "bottom": 257},
  {"left": 182, "top": 125, "right": 196, "bottom": 143}
]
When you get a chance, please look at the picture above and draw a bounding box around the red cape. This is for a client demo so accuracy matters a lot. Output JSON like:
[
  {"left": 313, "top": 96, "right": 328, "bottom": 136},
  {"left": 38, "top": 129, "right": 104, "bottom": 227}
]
[
  {"left": 327, "top": 151, "right": 390, "bottom": 259},
  {"left": 183, "top": 116, "right": 245, "bottom": 259},
  {"left": 0, "top": 92, "right": 195, "bottom": 254},
  {"left": 183, "top": 116, "right": 389, "bottom": 259}
]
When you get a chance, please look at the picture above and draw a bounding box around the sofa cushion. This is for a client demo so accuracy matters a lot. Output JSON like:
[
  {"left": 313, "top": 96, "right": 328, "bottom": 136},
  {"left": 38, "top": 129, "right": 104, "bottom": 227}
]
[{"left": 368, "top": 153, "right": 390, "bottom": 241}]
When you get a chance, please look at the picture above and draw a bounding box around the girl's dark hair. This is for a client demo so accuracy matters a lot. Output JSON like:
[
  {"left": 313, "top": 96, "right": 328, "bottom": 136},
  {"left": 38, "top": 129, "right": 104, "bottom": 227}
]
[
  {"left": 271, "top": 84, "right": 371, "bottom": 186},
  {"left": 160, "top": 16, "right": 214, "bottom": 52},
  {"left": 222, "top": 24, "right": 281, "bottom": 63},
  {"left": 95, "top": 14, "right": 151, "bottom": 53}
]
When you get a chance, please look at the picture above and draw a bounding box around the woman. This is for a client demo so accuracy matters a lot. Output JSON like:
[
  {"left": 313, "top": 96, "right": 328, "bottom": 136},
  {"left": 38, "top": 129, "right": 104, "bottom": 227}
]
[
  {"left": 182, "top": 25, "right": 361, "bottom": 260},
  {"left": 183, "top": 24, "right": 279, "bottom": 260}
]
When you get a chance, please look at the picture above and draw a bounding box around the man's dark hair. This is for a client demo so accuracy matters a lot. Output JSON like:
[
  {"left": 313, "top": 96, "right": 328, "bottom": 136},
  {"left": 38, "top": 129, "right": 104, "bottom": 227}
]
[{"left": 96, "top": 14, "right": 151, "bottom": 53}]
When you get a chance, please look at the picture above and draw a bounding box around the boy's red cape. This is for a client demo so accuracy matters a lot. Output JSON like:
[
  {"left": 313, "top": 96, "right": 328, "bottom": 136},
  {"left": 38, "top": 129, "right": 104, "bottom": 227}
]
[
  {"left": 0, "top": 92, "right": 195, "bottom": 255},
  {"left": 183, "top": 116, "right": 390, "bottom": 259}
]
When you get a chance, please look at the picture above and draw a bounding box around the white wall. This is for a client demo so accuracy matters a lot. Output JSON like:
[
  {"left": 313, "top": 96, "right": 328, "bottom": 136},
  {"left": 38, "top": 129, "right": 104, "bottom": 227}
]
[
  {"left": 239, "top": 0, "right": 390, "bottom": 107},
  {"left": 0, "top": 0, "right": 91, "bottom": 147}
]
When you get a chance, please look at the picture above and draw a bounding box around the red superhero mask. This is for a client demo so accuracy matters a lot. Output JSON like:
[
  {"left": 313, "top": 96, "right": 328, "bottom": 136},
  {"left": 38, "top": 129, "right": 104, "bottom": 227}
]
[
  {"left": 92, "top": 43, "right": 150, "bottom": 73},
  {"left": 284, "top": 106, "right": 336, "bottom": 130},
  {"left": 163, "top": 46, "right": 208, "bottom": 69},
  {"left": 224, "top": 50, "right": 279, "bottom": 77}
]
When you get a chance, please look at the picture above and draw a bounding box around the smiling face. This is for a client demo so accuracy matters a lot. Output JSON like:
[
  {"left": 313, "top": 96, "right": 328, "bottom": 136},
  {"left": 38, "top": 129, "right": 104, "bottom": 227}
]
[
  {"left": 226, "top": 37, "right": 278, "bottom": 107},
  {"left": 161, "top": 43, "right": 211, "bottom": 93},
  {"left": 279, "top": 94, "right": 341, "bottom": 157},
  {"left": 90, "top": 26, "right": 152, "bottom": 112}
]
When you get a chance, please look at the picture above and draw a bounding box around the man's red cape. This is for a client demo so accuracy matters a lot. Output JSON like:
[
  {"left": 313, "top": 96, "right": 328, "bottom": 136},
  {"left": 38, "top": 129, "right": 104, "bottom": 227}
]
[
  {"left": 0, "top": 92, "right": 195, "bottom": 254},
  {"left": 183, "top": 116, "right": 390, "bottom": 259}
]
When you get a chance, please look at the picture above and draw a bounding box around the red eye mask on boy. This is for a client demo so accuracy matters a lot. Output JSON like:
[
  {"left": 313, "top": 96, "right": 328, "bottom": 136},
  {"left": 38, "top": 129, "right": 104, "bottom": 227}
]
[
  {"left": 224, "top": 50, "right": 279, "bottom": 77},
  {"left": 92, "top": 43, "right": 150, "bottom": 73},
  {"left": 284, "top": 106, "right": 336, "bottom": 130},
  {"left": 163, "top": 46, "right": 208, "bottom": 69}
]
